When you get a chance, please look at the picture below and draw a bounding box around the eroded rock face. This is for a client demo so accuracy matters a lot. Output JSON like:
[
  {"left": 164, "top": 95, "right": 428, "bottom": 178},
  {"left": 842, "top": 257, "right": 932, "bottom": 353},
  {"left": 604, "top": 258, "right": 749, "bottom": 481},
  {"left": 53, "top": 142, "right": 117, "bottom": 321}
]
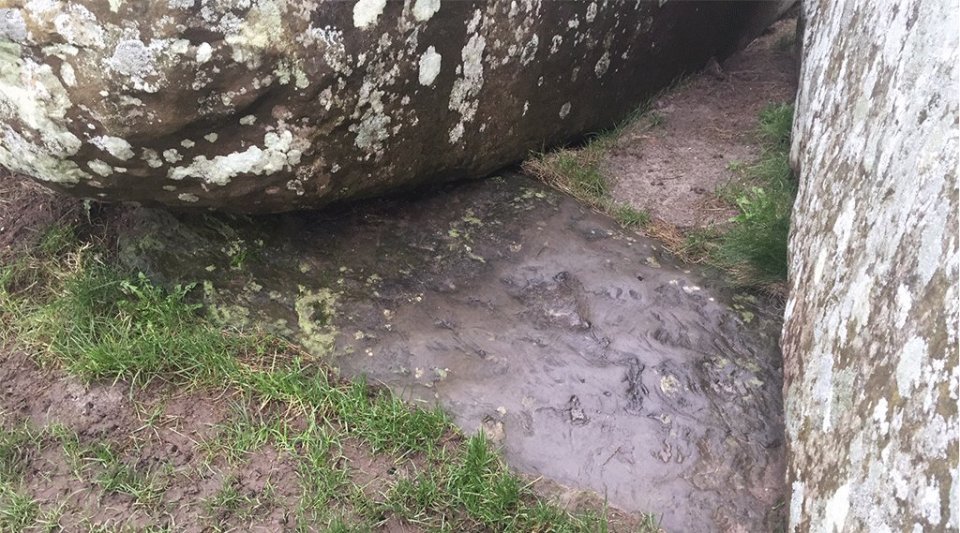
[
  {"left": 784, "top": 1, "right": 958, "bottom": 530},
  {"left": 1, "top": 0, "right": 783, "bottom": 213}
]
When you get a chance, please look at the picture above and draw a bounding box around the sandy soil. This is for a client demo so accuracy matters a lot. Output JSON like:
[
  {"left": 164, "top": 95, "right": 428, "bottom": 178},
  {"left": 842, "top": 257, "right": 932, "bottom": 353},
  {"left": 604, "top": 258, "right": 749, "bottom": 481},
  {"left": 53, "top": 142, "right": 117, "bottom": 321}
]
[{"left": 606, "top": 17, "right": 799, "bottom": 230}]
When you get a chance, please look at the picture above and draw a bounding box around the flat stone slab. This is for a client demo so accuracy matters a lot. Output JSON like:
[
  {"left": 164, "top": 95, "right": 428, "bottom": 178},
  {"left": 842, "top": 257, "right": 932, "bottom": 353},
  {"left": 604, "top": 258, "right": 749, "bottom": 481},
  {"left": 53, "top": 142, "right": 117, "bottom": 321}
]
[{"left": 118, "top": 175, "right": 786, "bottom": 531}]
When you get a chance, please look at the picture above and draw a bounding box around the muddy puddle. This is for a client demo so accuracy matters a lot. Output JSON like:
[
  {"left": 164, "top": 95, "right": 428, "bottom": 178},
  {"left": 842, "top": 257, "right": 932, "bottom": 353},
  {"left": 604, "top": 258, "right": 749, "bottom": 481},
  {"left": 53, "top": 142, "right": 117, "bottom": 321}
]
[{"left": 118, "top": 175, "right": 786, "bottom": 532}]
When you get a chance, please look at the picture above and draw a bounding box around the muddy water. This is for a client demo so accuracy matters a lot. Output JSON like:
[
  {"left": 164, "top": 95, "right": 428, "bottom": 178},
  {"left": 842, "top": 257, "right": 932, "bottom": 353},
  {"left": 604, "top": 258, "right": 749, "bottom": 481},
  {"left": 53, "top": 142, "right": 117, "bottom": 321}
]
[{"left": 118, "top": 175, "right": 786, "bottom": 532}]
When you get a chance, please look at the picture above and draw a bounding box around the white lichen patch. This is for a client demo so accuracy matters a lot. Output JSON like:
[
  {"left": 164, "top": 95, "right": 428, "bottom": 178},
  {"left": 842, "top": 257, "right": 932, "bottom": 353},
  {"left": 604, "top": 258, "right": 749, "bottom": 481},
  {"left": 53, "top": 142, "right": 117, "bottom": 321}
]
[
  {"left": 353, "top": 0, "right": 387, "bottom": 29},
  {"left": 87, "top": 159, "right": 113, "bottom": 177},
  {"left": 105, "top": 38, "right": 157, "bottom": 78},
  {"left": 223, "top": 0, "right": 285, "bottom": 68},
  {"left": 412, "top": 0, "right": 441, "bottom": 22},
  {"left": 195, "top": 42, "right": 212, "bottom": 64},
  {"left": 90, "top": 135, "right": 134, "bottom": 160},
  {"left": 448, "top": 11, "right": 486, "bottom": 143},
  {"left": 52, "top": 4, "right": 105, "bottom": 48},
  {"left": 595, "top": 50, "right": 611, "bottom": 78},
  {"left": 418, "top": 46, "right": 442, "bottom": 86},
  {"left": 558, "top": 102, "right": 571, "bottom": 118},
  {"left": 167, "top": 130, "right": 307, "bottom": 186},
  {"left": 0, "top": 9, "right": 28, "bottom": 42},
  {"left": 142, "top": 148, "right": 163, "bottom": 168},
  {"left": 0, "top": 42, "right": 88, "bottom": 184},
  {"left": 59, "top": 62, "right": 76, "bottom": 86},
  {"left": 520, "top": 34, "right": 538, "bottom": 65},
  {"left": 162, "top": 148, "right": 182, "bottom": 163},
  {"left": 585, "top": 2, "right": 598, "bottom": 23},
  {"left": 350, "top": 80, "right": 391, "bottom": 154},
  {"left": 550, "top": 34, "right": 563, "bottom": 54},
  {"left": 177, "top": 193, "right": 199, "bottom": 202}
]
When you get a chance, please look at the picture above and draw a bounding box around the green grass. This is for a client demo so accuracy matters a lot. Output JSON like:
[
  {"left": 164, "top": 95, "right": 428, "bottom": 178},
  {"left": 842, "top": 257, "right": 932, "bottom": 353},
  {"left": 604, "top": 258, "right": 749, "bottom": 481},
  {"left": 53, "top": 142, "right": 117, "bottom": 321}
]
[
  {"left": 383, "top": 432, "right": 630, "bottom": 532},
  {"left": 523, "top": 86, "right": 678, "bottom": 231},
  {"left": 714, "top": 103, "right": 796, "bottom": 285},
  {"left": 523, "top": 96, "right": 796, "bottom": 290},
  {"left": 613, "top": 204, "right": 651, "bottom": 228},
  {"left": 0, "top": 234, "right": 641, "bottom": 531},
  {"left": 86, "top": 442, "right": 167, "bottom": 507},
  {"left": 0, "top": 423, "right": 44, "bottom": 484},
  {"left": 0, "top": 485, "right": 40, "bottom": 531},
  {"left": 203, "top": 475, "right": 261, "bottom": 521}
]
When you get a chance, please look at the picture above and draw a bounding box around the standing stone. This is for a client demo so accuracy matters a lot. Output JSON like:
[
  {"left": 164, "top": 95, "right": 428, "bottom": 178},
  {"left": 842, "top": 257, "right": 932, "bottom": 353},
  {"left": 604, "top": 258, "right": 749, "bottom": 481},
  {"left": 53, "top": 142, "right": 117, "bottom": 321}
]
[
  {"left": 0, "top": 1, "right": 785, "bottom": 213},
  {"left": 784, "top": 1, "right": 958, "bottom": 531}
]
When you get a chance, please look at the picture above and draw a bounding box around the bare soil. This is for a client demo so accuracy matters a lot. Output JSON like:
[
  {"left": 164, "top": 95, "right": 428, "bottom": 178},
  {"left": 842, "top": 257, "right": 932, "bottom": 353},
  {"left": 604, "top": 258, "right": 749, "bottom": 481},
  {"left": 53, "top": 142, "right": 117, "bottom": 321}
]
[
  {"left": 0, "top": 347, "right": 331, "bottom": 532},
  {"left": 0, "top": 171, "right": 81, "bottom": 253},
  {"left": 606, "top": 17, "right": 799, "bottom": 230}
]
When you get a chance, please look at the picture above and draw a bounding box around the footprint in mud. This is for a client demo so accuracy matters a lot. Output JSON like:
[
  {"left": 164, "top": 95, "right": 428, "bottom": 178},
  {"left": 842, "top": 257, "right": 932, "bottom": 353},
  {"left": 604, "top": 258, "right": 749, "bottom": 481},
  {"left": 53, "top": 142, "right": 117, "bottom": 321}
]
[
  {"left": 502, "top": 270, "right": 593, "bottom": 331},
  {"left": 566, "top": 395, "right": 589, "bottom": 426}
]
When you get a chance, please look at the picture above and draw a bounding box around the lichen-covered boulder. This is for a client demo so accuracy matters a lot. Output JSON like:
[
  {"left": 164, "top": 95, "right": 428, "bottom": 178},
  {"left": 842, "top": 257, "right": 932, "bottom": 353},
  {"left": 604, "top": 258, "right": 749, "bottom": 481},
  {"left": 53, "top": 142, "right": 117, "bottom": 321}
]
[
  {"left": 1, "top": 0, "right": 786, "bottom": 213},
  {"left": 784, "top": 0, "right": 958, "bottom": 530}
]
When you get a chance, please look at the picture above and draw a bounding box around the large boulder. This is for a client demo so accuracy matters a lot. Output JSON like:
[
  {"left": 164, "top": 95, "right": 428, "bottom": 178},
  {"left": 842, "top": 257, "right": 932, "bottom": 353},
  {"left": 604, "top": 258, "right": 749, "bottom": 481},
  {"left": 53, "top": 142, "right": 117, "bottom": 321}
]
[
  {"left": 784, "top": 0, "right": 958, "bottom": 530},
  {"left": 1, "top": 0, "right": 787, "bottom": 213}
]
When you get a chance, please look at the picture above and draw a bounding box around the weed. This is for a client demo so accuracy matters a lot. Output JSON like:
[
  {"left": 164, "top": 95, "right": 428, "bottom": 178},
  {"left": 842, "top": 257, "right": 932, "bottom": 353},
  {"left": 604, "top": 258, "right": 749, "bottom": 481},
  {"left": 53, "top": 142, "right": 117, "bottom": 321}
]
[
  {"left": 525, "top": 150, "right": 609, "bottom": 207},
  {"left": 613, "top": 204, "right": 651, "bottom": 228},
  {"left": 87, "top": 442, "right": 167, "bottom": 507},
  {"left": 0, "top": 485, "right": 39, "bottom": 531},
  {"left": 523, "top": 93, "right": 675, "bottom": 234},
  {"left": 758, "top": 103, "right": 794, "bottom": 151},
  {"left": 647, "top": 111, "right": 666, "bottom": 128},
  {"left": 714, "top": 103, "right": 796, "bottom": 286},
  {"left": 203, "top": 402, "right": 276, "bottom": 465},
  {"left": 37, "top": 225, "right": 76, "bottom": 257},
  {"left": 775, "top": 27, "right": 797, "bottom": 53},
  {"left": 12, "top": 259, "right": 277, "bottom": 387},
  {"left": 0, "top": 423, "right": 43, "bottom": 483},
  {"left": 204, "top": 476, "right": 255, "bottom": 519}
]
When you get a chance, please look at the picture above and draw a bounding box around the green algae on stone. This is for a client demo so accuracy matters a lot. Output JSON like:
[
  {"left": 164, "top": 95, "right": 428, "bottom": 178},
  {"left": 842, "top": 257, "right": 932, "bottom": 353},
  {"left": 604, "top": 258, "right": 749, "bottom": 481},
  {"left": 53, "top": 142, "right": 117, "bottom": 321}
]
[{"left": 294, "top": 286, "right": 339, "bottom": 357}]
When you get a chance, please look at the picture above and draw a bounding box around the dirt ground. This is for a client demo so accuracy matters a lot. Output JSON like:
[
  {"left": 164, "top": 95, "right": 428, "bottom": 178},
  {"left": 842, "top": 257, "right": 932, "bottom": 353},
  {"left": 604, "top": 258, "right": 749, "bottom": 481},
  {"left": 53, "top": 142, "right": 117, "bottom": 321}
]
[
  {"left": 0, "top": 345, "right": 438, "bottom": 532},
  {"left": 606, "top": 17, "right": 799, "bottom": 230},
  {"left": 0, "top": 175, "right": 81, "bottom": 253}
]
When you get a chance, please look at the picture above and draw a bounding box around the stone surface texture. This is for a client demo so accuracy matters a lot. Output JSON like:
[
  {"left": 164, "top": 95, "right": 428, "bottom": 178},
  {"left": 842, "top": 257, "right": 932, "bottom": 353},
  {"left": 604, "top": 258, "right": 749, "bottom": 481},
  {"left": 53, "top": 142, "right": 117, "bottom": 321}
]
[
  {"left": 0, "top": 0, "right": 784, "bottom": 212},
  {"left": 784, "top": 1, "right": 958, "bottom": 531}
]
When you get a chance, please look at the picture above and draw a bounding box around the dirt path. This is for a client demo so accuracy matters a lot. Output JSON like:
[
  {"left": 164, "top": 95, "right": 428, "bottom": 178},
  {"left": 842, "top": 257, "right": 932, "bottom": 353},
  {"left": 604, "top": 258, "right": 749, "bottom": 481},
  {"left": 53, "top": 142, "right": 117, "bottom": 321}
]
[{"left": 606, "top": 17, "right": 799, "bottom": 231}]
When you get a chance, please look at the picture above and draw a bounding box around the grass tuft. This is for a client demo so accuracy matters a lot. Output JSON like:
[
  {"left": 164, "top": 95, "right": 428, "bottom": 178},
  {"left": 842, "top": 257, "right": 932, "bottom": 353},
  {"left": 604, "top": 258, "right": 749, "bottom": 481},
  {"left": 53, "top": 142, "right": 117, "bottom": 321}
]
[
  {"left": 613, "top": 204, "right": 651, "bottom": 228},
  {"left": 0, "top": 485, "right": 39, "bottom": 531},
  {"left": 522, "top": 81, "right": 686, "bottom": 236},
  {"left": 0, "top": 423, "right": 44, "bottom": 484},
  {"left": 713, "top": 103, "right": 796, "bottom": 286}
]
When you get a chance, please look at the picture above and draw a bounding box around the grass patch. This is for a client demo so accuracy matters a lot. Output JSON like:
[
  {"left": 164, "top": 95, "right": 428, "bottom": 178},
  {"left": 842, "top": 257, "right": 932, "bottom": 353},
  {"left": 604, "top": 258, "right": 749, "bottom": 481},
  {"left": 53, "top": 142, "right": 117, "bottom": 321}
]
[
  {"left": 0, "top": 423, "right": 44, "bottom": 484},
  {"left": 613, "top": 204, "right": 651, "bottom": 228},
  {"left": 0, "top": 230, "right": 648, "bottom": 531},
  {"left": 0, "top": 485, "right": 40, "bottom": 531},
  {"left": 86, "top": 442, "right": 168, "bottom": 507},
  {"left": 713, "top": 103, "right": 797, "bottom": 286},
  {"left": 523, "top": 91, "right": 667, "bottom": 231},
  {"left": 525, "top": 99, "right": 797, "bottom": 292},
  {"left": 384, "top": 433, "right": 633, "bottom": 532}
]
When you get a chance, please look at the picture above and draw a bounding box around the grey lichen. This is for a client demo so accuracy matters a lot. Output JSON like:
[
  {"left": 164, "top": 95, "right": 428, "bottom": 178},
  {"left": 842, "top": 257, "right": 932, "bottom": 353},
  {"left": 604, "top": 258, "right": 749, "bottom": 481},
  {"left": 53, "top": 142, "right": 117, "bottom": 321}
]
[{"left": 783, "top": 1, "right": 959, "bottom": 530}]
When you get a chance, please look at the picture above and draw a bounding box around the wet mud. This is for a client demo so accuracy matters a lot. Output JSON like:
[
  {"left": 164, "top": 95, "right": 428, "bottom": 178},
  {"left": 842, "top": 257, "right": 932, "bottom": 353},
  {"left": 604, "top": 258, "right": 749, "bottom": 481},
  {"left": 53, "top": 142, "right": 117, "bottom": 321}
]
[{"left": 118, "top": 175, "right": 786, "bottom": 532}]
